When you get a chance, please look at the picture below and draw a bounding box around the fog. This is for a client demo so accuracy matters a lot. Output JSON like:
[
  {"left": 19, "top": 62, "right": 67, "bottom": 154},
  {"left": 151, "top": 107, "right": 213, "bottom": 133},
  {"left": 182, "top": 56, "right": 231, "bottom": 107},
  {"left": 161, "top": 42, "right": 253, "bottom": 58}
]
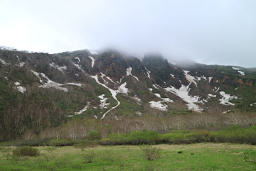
[{"left": 0, "top": 0, "right": 256, "bottom": 67}]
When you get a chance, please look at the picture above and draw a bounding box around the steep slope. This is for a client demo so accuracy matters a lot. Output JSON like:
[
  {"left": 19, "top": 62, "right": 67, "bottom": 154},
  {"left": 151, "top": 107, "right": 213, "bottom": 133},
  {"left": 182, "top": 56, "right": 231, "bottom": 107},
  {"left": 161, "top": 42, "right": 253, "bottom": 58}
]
[{"left": 0, "top": 48, "right": 256, "bottom": 140}]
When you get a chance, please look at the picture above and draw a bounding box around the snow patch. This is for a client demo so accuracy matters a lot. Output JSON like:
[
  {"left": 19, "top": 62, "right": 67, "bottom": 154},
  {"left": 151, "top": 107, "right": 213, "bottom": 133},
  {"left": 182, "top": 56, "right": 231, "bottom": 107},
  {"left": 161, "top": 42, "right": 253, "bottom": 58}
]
[
  {"left": 126, "top": 67, "right": 139, "bottom": 81},
  {"left": 152, "top": 84, "right": 160, "bottom": 89},
  {"left": 164, "top": 84, "right": 203, "bottom": 112},
  {"left": 162, "top": 98, "right": 173, "bottom": 103},
  {"left": 31, "top": 70, "right": 43, "bottom": 83},
  {"left": 208, "top": 77, "right": 213, "bottom": 83},
  {"left": 72, "top": 62, "right": 84, "bottom": 72},
  {"left": 219, "top": 91, "right": 238, "bottom": 106},
  {"left": 66, "top": 83, "right": 82, "bottom": 87},
  {"left": 14, "top": 82, "right": 26, "bottom": 93},
  {"left": 208, "top": 94, "right": 216, "bottom": 98},
  {"left": 132, "top": 95, "right": 142, "bottom": 102},
  {"left": 101, "top": 73, "right": 116, "bottom": 84},
  {"left": 222, "top": 110, "right": 231, "bottom": 114},
  {"left": 118, "top": 82, "right": 128, "bottom": 94},
  {"left": 214, "top": 87, "right": 220, "bottom": 92},
  {"left": 74, "top": 102, "right": 90, "bottom": 115},
  {"left": 14, "top": 82, "right": 20, "bottom": 86},
  {"left": 50, "top": 62, "right": 67, "bottom": 73},
  {"left": 250, "top": 103, "right": 256, "bottom": 107},
  {"left": 0, "top": 58, "right": 8, "bottom": 65},
  {"left": 149, "top": 101, "right": 168, "bottom": 111},
  {"left": 135, "top": 111, "right": 142, "bottom": 116},
  {"left": 31, "top": 70, "right": 82, "bottom": 91},
  {"left": 18, "top": 62, "right": 25, "bottom": 67},
  {"left": 88, "top": 56, "right": 95, "bottom": 68},
  {"left": 17, "top": 86, "right": 26, "bottom": 93},
  {"left": 39, "top": 73, "right": 68, "bottom": 92},
  {"left": 238, "top": 71, "right": 245, "bottom": 76},
  {"left": 184, "top": 70, "right": 197, "bottom": 86},
  {"left": 232, "top": 67, "right": 245, "bottom": 76},
  {"left": 145, "top": 67, "right": 151, "bottom": 78},
  {"left": 98, "top": 94, "right": 109, "bottom": 109},
  {"left": 170, "top": 74, "right": 175, "bottom": 78},
  {"left": 74, "top": 57, "right": 80, "bottom": 63},
  {"left": 91, "top": 74, "right": 121, "bottom": 119}
]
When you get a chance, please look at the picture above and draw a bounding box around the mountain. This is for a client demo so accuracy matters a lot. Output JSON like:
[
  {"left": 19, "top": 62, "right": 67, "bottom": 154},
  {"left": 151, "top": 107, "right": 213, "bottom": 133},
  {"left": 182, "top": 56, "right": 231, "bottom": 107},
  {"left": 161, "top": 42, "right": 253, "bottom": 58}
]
[{"left": 1, "top": 48, "right": 256, "bottom": 140}]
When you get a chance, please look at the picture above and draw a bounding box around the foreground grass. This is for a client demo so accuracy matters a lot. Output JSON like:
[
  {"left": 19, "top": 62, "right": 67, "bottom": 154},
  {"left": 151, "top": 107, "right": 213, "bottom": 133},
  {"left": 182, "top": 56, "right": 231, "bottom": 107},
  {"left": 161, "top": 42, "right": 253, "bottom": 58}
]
[{"left": 0, "top": 143, "right": 256, "bottom": 170}]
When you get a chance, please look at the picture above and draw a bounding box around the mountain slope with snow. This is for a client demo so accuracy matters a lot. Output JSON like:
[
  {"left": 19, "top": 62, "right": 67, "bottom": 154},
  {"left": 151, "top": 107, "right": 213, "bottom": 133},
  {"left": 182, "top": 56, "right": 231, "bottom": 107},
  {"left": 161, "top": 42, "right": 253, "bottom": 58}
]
[{"left": 1, "top": 48, "right": 256, "bottom": 140}]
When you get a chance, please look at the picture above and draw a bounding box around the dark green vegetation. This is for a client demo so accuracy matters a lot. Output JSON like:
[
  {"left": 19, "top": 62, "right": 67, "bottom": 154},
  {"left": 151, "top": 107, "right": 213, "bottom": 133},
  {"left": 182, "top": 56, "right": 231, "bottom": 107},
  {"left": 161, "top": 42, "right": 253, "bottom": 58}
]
[
  {"left": 13, "top": 146, "right": 40, "bottom": 157},
  {"left": 1, "top": 125, "right": 256, "bottom": 147},
  {"left": 0, "top": 144, "right": 255, "bottom": 170}
]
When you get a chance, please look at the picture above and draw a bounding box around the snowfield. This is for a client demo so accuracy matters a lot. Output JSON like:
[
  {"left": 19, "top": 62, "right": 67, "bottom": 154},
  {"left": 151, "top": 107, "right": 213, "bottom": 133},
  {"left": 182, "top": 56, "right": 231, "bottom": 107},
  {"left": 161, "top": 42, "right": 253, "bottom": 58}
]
[
  {"left": 31, "top": 70, "right": 82, "bottom": 92},
  {"left": 184, "top": 70, "right": 197, "bottom": 86},
  {"left": 39, "top": 73, "right": 68, "bottom": 92},
  {"left": 149, "top": 101, "right": 168, "bottom": 111},
  {"left": 14, "top": 82, "right": 26, "bottom": 93},
  {"left": 154, "top": 93, "right": 173, "bottom": 103},
  {"left": 126, "top": 67, "right": 139, "bottom": 81},
  {"left": 118, "top": 82, "right": 129, "bottom": 94},
  {"left": 145, "top": 67, "right": 151, "bottom": 78},
  {"left": 164, "top": 84, "right": 203, "bottom": 112},
  {"left": 0, "top": 58, "right": 8, "bottom": 65},
  {"left": 50, "top": 62, "right": 67, "bottom": 73},
  {"left": 18, "top": 62, "right": 25, "bottom": 67},
  {"left": 98, "top": 94, "right": 109, "bottom": 109},
  {"left": 219, "top": 91, "right": 238, "bottom": 106},
  {"left": 232, "top": 67, "right": 245, "bottom": 76}
]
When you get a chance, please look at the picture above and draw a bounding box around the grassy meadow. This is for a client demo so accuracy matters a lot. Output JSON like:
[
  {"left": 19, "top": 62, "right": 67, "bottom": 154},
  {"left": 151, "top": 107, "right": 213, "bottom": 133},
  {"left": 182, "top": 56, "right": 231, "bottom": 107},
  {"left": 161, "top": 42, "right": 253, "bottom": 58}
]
[{"left": 0, "top": 143, "right": 256, "bottom": 170}]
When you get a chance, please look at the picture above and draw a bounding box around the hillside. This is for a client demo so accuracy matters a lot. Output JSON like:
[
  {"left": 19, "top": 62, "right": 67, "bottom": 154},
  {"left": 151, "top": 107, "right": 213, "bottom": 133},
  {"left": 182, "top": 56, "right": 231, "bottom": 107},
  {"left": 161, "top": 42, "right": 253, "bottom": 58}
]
[{"left": 1, "top": 48, "right": 256, "bottom": 140}]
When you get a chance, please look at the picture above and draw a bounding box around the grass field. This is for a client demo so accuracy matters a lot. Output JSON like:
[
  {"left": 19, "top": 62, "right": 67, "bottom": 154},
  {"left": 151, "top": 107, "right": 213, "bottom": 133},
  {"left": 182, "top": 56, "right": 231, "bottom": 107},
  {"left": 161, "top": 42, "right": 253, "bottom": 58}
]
[{"left": 0, "top": 143, "right": 256, "bottom": 170}]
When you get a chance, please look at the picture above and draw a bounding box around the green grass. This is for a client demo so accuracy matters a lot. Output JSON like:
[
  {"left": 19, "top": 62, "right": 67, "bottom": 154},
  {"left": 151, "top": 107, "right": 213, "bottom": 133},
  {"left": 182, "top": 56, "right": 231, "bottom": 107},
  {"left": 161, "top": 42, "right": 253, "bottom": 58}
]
[
  {"left": 0, "top": 144, "right": 255, "bottom": 170},
  {"left": 101, "top": 126, "right": 256, "bottom": 145}
]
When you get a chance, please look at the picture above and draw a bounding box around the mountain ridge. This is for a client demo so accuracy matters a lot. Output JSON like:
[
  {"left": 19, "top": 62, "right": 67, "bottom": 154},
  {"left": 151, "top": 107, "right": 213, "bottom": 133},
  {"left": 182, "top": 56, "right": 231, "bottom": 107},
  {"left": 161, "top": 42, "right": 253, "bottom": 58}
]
[{"left": 1, "top": 48, "right": 256, "bottom": 140}]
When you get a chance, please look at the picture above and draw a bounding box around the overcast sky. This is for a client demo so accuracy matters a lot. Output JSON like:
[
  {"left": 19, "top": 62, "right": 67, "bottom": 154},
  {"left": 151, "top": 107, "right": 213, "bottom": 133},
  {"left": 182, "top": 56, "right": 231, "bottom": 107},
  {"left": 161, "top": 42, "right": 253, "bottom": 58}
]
[{"left": 0, "top": 0, "right": 255, "bottom": 67}]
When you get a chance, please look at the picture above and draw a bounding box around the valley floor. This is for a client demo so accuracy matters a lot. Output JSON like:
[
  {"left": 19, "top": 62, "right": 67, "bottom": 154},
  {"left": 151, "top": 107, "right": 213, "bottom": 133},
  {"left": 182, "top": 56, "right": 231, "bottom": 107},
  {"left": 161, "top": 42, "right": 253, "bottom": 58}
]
[{"left": 0, "top": 143, "right": 256, "bottom": 170}]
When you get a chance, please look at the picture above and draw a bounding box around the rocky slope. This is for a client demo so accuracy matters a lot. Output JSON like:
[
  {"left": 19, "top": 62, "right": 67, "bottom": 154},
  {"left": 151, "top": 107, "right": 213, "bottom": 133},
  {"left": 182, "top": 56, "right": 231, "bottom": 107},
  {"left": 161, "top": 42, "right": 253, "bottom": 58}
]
[{"left": 0, "top": 48, "right": 256, "bottom": 139}]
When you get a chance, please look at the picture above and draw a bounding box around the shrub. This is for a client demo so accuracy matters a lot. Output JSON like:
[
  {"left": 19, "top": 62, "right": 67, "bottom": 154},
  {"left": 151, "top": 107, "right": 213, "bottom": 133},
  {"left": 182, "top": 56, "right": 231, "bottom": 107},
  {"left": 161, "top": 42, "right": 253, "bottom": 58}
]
[
  {"left": 101, "top": 130, "right": 161, "bottom": 145},
  {"left": 13, "top": 146, "right": 40, "bottom": 157},
  {"left": 48, "top": 139, "right": 74, "bottom": 146},
  {"left": 88, "top": 130, "right": 101, "bottom": 140},
  {"left": 74, "top": 140, "right": 98, "bottom": 150},
  {"left": 140, "top": 145, "right": 161, "bottom": 161}
]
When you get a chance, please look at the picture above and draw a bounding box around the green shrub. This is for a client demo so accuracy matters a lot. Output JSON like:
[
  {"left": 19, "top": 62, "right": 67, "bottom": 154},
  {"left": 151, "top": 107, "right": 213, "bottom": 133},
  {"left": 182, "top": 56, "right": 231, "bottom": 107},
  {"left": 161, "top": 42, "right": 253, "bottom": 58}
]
[
  {"left": 48, "top": 139, "right": 74, "bottom": 146},
  {"left": 101, "top": 130, "right": 161, "bottom": 145},
  {"left": 140, "top": 145, "right": 161, "bottom": 161},
  {"left": 88, "top": 130, "right": 101, "bottom": 140},
  {"left": 13, "top": 146, "right": 40, "bottom": 157},
  {"left": 74, "top": 140, "right": 98, "bottom": 150}
]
